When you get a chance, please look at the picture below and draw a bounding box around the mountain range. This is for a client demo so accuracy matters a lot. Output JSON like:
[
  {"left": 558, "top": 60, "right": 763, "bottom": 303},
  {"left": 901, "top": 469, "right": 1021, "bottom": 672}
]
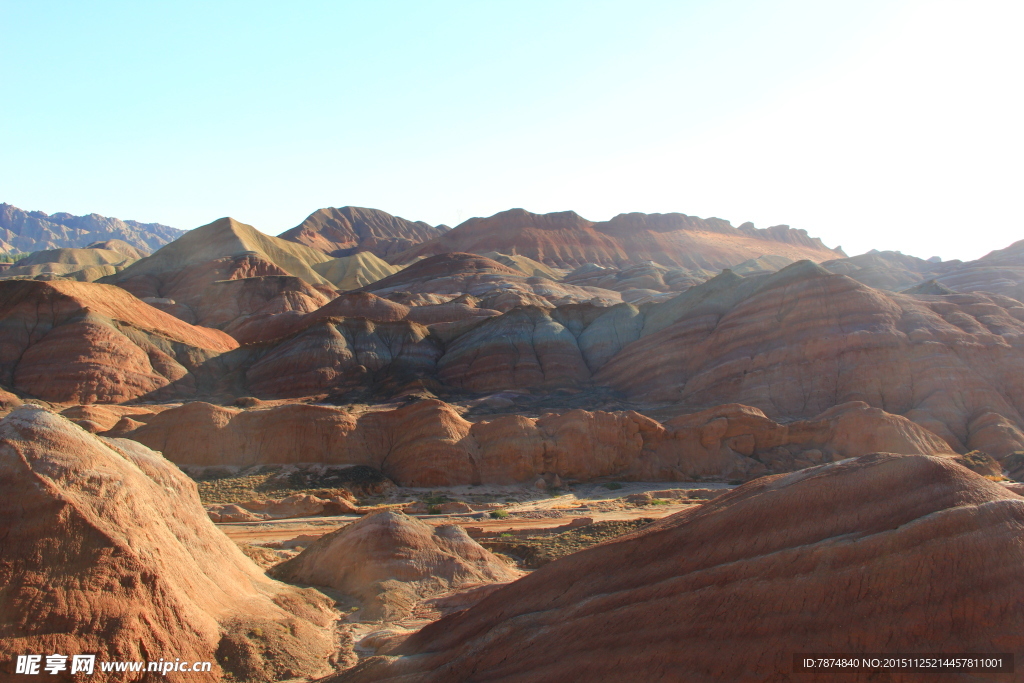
[
  {"left": 3, "top": 198, "right": 1024, "bottom": 680},
  {"left": 0, "top": 202, "right": 183, "bottom": 255}
]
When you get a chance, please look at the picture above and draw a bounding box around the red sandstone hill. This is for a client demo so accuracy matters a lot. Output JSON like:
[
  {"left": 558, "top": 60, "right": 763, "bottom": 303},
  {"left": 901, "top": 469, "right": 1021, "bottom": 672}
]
[
  {"left": 0, "top": 406, "right": 337, "bottom": 682},
  {"left": 596, "top": 260, "right": 1024, "bottom": 458},
  {"left": 393, "top": 208, "right": 844, "bottom": 269},
  {"left": 279, "top": 206, "right": 448, "bottom": 259},
  {"left": 271, "top": 510, "right": 520, "bottom": 621},
  {"left": 8, "top": 253, "right": 1024, "bottom": 466},
  {"left": 110, "top": 398, "right": 952, "bottom": 487},
  {"left": 337, "top": 454, "right": 1024, "bottom": 683},
  {"left": 100, "top": 217, "right": 339, "bottom": 337},
  {"left": 0, "top": 279, "right": 237, "bottom": 403}
]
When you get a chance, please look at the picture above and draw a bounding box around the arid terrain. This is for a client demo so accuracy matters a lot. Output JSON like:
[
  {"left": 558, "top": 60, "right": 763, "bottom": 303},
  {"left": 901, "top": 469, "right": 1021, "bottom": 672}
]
[{"left": 3, "top": 204, "right": 1024, "bottom": 681}]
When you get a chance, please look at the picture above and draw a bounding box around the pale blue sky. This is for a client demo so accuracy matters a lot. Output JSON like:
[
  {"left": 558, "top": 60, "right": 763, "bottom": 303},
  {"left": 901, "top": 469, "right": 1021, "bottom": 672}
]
[{"left": 2, "top": 0, "right": 1021, "bottom": 260}]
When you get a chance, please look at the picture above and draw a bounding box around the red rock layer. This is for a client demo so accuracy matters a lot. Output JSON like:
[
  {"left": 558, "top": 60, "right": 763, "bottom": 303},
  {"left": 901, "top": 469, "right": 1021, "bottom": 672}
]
[
  {"left": 0, "top": 406, "right": 337, "bottom": 682},
  {"left": 337, "top": 454, "right": 1024, "bottom": 683},
  {"left": 0, "top": 280, "right": 237, "bottom": 403},
  {"left": 116, "top": 399, "right": 951, "bottom": 487}
]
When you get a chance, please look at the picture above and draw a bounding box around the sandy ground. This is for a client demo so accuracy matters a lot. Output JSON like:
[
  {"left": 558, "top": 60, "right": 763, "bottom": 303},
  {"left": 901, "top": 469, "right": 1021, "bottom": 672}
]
[{"left": 219, "top": 481, "right": 734, "bottom": 546}]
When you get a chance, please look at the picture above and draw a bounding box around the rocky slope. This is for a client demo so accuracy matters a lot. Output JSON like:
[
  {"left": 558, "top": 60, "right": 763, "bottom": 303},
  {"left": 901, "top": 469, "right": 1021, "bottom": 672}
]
[
  {"left": 271, "top": 510, "right": 520, "bottom": 621},
  {"left": 337, "top": 454, "right": 1024, "bottom": 682},
  {"left": 109, "top": 398, "right": 952, "bottom": 486},
  {"left": 0, "top": 202, "right": 182, "bottom": 255},
  {"left": 394, "top": 208, "right": 844, "bottom": 270},
  {"left": 0, "top": 280, "right": 237, "bottom": 403},
  {"left": 279, "top": 206, "right": 447, "bottom": 259},
  {"left": 0, "top": 406, "right": 338, "bottom": 682}
]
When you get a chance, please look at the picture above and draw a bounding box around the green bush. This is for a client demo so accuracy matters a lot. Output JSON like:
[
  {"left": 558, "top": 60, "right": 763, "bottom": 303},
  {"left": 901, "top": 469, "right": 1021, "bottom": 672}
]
[
  {"left": 424, "top": 494, "right": 450, "bottom": 505},
  {"left": 499, "top": 532, "right": 514, "bottom": 539},
  {"left": 650, "top": 498, "right": 669, "bottom": 506},
  {"left": 490, "top": 509, "right": 509, "bottom": 519},
  {"left": 603, "top": 482, "right": 623, "bottom": 490},
  {"left": 427, "top": 505, "right": 442, "bottom": 514}
]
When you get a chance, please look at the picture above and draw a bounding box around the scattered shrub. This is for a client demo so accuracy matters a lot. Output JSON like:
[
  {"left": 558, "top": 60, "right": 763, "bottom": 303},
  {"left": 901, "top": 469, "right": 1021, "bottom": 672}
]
[
  {"left": 603, "top": 482, "right": 623, "bottom": 490},
  {"left": 427, "top": 505, "right": 442, "bottom": 515},
  {"left": 490, "top": 509, "right": 510, "bottom": 519}
]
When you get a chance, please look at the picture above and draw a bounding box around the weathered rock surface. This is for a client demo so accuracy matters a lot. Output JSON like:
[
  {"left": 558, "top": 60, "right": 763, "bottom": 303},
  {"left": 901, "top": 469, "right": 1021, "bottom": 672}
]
[
  {"left": 337, "top": 454, "right": 1024, "bottom": 682},
  {"left": 279, "top": 206, "right": 447, "bottom": 259},
  {"left": 244, "top": 319, "right": 442, "bottom": 398},
  {"left": 437, "top": 306, "right": 593, "bottom": 392},
  {"left": 0, "top": 406, "right": 337, "bottom": 682},
  {"left": 360, "top": 252, "right": 621, "bottom": 310},
  {"left": 271, "top": 510, "right": 520, "bottom": 621},
  {"left": 597, "top": 261, "right": 1024, "bottom": 458},
  {"left": 114, "top": 398, "right": 952, "bottom": 486},
  {"left": 0, "top": 280, "right": 237, "bottom": 403},
  {"left": 0, "top": 202, "right": 182, "bottom": 255},
  {"left": 395, "top": 208, "right": 843, "bottom": 269}
]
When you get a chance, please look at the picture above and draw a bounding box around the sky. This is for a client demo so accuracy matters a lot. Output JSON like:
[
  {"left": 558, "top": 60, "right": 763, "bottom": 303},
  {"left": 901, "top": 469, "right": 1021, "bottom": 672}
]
[{"left": 1, "top": 0, "right": 1021, "bottom": 261}]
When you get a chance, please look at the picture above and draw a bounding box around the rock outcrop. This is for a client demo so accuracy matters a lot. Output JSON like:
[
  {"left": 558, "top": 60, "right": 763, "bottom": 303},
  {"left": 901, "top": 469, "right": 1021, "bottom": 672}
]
[
  {"left": 394, "top": 208, "right": 843, "bottom": 269},
  {"left": 271, "top": 510, "right": 520, "bottom": 621},
  {"left": 0, "top": 406, "right": 337, "bottom": 682},
  {"left": 0, "top": 280, "right": 237, "bottom": 403},
  {"left": 114, "top": 399, "right": 952, "bottom": 486},
  {"left": 279, "top": 206, "right": 447, "bottom": 259},
  {"left": 337, "top": 454, "right": 1024, "bottom": 682}
]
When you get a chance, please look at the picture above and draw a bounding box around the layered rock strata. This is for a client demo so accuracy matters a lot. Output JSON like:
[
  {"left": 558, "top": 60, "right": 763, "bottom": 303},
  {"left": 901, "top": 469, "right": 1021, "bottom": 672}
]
[{"left": 336, "top": 454, "right": 1024, "bottom": 683}]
